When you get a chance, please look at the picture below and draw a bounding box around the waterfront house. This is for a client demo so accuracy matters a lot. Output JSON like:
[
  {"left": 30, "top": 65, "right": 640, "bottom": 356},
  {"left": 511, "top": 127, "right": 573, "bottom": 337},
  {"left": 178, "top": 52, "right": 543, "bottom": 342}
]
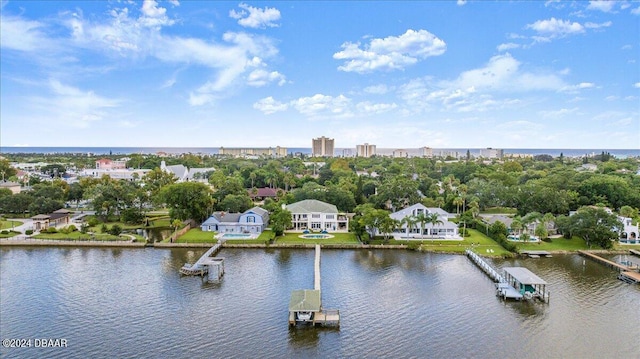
[
  {"left": 384, "top": 203, "right": 459, "bottom": 239},
  {"left": 31, "top": 209, "right": 71, "bottom": 231},
  {"left": 201, "top": 207, "right": 269, "bottom": 234},
  {"left": 286, "top": 199, "right": 349, "bottom": 232}
]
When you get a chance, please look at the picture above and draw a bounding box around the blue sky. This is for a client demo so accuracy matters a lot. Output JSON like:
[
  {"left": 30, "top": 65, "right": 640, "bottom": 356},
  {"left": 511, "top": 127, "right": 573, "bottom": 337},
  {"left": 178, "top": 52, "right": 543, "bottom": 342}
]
[{"left": 1, "top": 0, "right": 639, "bottom": 149}]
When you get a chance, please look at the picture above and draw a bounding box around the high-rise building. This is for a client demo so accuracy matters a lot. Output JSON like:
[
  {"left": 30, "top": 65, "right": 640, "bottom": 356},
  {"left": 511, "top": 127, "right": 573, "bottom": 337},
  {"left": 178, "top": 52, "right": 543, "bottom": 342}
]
[
  {"left": 419, "top": 146, "right": 433, "bottom": 158},
  {"left": 479, "top": 148, "right": 504, "bottom": 159},
  {"left": 312, "top": 136, "right": 335, "bottom": 157},
  {"left": 356, "top": 143, "right": 376, "bottom": 157}
]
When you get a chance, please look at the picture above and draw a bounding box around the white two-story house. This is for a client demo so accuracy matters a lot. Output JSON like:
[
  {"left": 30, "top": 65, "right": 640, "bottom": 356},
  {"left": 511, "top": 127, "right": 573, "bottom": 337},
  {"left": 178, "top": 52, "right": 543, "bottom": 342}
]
[
  {"left": 386, "top": 203, "right": 459, "bottom": 239},
  {"left": 286, "top": 199, "right": 349, "bottom": 232}
]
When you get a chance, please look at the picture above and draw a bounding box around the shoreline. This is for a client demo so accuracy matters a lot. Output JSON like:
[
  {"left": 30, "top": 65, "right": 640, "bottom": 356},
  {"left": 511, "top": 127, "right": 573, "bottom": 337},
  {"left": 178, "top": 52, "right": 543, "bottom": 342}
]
[{"left": 1, "top": 239, "right": 635, "bottom": 256}]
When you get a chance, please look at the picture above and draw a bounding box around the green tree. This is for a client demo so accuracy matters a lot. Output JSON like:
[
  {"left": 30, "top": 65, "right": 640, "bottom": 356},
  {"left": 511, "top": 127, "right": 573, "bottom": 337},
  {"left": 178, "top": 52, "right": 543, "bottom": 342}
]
[
  {"left": 160, "top": 182, "right": 214, "bottom": 222},
  {"left": 569, "top": 206, "right": 621, "bottom": 248},
  {"left": 219, "top": 194, "right": 253, "bottom": 213},
  {"left": 270, "top": 207, "right": 292, "bottom": 236}
]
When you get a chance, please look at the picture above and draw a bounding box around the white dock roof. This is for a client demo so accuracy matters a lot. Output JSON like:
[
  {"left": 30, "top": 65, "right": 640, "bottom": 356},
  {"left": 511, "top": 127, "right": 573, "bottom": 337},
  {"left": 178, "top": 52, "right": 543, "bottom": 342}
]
[{"left": 503, "top": 267, "right": 547, "bottom": 285}]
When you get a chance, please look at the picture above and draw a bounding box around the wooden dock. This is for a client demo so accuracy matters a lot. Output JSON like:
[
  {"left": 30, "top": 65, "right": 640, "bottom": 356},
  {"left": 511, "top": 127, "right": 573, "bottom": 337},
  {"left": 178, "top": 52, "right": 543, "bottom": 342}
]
[
  {"left": 180, "top": 239, "right": 226, "bottom": 282},
  {"left": 289, "top": 245, "right": 340, "bottom": 327},
  {"left": 520, "top": 250, "right": 552, "bottom": 258},
  {"left": 578, "top": 250, "right": 640, "bottom": 285},
  {"left": 630, "top": 249, "right": 640, "bottom": 257}
]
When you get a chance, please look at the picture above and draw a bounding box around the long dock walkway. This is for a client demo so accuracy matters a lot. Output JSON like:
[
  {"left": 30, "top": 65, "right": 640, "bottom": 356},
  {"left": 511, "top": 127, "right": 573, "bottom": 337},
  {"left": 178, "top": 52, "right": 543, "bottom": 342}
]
[
  {"left": 465, "top": 249, "right": 523, "bottom": 300},
  {"left": 578, "top": 250, "right": 640, "bottom": 284},
  {"left": 289, "top": 245, "right": 340, "bottom": 327},
  {"left": 180, "top": 239, "right": 226, "bottom": 276},
  {"left": 630, "top": 249, "right": 640, "bottom": 257}
]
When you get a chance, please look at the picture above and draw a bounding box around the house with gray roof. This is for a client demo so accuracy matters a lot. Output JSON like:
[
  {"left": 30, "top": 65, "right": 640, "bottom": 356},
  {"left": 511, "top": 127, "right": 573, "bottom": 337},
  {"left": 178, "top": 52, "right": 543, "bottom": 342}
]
[
  {"left": 286, "top": 199, "right": 349, "bottom": 232},
  {"left": 201, "top": 207, "right": 269, "bottom": 234}
]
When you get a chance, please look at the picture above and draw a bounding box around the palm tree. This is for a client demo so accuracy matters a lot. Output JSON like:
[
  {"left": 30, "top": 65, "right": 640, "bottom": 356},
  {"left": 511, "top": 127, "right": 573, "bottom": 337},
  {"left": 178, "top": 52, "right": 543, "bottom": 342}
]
[
  {"left": 414, "top": 212, "right": 429, "bottom": 239},
  {"left": 510, "top": 217, "right": 523, "bottom": 236},
  {"left": 453, "top": 196, "right": 464, "bottom": 215},
  {"left": 426, "top": 212, "right": 443, "bottom": 237},
  {"left": 401, "top": 215, "right": 418, "bottom": 237}
]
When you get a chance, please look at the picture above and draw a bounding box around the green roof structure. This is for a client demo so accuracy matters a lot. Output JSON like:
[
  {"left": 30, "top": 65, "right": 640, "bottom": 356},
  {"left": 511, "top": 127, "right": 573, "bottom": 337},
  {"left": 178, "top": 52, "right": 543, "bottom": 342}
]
[{"left": 288, "top": 290, "right": 321, "bottom": 312}]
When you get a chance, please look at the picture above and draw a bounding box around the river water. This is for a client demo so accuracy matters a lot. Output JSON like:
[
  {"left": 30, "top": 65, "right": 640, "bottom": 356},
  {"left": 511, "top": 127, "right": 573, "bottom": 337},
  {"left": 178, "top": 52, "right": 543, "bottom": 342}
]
[{"left": 1, "top": 248, "right": 638, "bottom": 358}]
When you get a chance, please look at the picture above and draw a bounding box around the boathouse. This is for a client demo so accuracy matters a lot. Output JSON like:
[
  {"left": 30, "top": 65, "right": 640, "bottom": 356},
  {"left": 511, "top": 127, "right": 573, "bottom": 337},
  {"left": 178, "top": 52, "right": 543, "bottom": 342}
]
[
  {"left": 502, "top": 267, "right": 549, "bottom": 301},
  {"left": 288, "top": 290, "right": 321, "bottom": 324}
]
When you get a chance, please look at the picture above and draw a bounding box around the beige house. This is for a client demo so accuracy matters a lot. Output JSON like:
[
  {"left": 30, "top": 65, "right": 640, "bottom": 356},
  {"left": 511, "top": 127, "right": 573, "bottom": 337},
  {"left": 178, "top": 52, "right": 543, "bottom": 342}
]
[
  {"left": 286, "top": 199, "right": 349, "bottom": 232},
  {"left": 0, "top": 181, "right": 21, "bottom": 194},
  {"left": 31, "top": 209, "right": 71, "bottom": 231}
]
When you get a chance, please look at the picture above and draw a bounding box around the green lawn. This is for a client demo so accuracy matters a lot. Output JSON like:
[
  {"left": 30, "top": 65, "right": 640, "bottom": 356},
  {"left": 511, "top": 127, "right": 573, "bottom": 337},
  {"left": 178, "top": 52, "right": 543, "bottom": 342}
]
[
  {"left": 0, "top": 230, "right": 20, "bottom": 238},
  {"left": 516, "top": 236, "right": 592, "bottom": 251},
  {"left": 175, "top": 228, "right": 217, "bottom": 243},
  {"left": 274, "top": 232, "right": 359, "bottom": 245},
  {"left": 415, "top": 229, "right": 511, "bottom": 257},
  {"left": 0, "top": 220, "right": 22, "bottom": 230},
  {"left": 33, "top": 231, "right": 132, "bottom": 241}
]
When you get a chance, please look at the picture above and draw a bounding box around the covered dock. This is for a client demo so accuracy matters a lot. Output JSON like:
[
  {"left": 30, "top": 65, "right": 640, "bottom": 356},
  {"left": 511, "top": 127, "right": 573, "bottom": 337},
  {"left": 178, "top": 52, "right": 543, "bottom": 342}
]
[
  {"left": 288, "top": 245, "right": 340, "bottom": 327},
  {"left": 502, "top": 267, "right": 549, "bottom": 302}
]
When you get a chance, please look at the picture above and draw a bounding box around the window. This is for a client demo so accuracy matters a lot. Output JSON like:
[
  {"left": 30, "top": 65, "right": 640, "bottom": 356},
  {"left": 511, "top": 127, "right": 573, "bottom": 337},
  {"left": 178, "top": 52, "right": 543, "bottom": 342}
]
[
  {"left": 312, "top": 214, "right": 321, "bottom": 219},
  {"left": 326, "top": 214, "right": 335, "bottom": 219},
  {"left": 246, "top": 216, "right": 255, "bottom": 223},
  {"left": 311, "top": 222, "right": 321, "bottom": 229}
]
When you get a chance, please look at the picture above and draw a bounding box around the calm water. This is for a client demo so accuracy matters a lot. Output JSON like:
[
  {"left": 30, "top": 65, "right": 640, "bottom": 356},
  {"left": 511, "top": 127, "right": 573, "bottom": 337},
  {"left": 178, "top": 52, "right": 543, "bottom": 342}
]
[{"left": 1, "top": 248, "right": 638, "bottom": 358}]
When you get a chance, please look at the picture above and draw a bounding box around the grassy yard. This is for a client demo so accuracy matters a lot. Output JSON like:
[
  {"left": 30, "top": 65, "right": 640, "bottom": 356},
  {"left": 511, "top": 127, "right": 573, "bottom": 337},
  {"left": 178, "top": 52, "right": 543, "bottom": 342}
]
[
  {"left": 0, "top": 220, "right": 22, "bottom": 230},
  {"left": 274, "top": 232, "right": 359, "bottom": 245},
  {"left": 0, "top": 230, "right": 20, "bottom": 238},
  {"left": 175, "top": 228, "right": 217, "bottom": 243},
  {"left": 363, "top": 229, "right": 511, "bottom": 257},
  {"left": 33, "top": 231, "right": 132, "bottom": 241},
  {"left": 516, "top": 236, "right": 593, "bottom": 251}
]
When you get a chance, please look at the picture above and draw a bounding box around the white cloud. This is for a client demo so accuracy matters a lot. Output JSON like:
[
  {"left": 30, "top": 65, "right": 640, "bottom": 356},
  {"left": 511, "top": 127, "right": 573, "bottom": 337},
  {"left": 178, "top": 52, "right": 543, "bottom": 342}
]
[
  {"left": 621, "top": 44, "right": 632, "bottom": 50},
  {"left": 28, "top": 79, "right": 121, "bottom": 128},
  {"left": 634, "top": 82, "right": 640, "bottom": 88},
  {"left": 559, "top": 82, "right": 596, "bottom": 93},
  {"left": 253, "top": 96, "right": 288, "bottom": 114},
  {"left": 229, "top": 3, "right": 280, "bottom": 28},
  {"left": 246, "top": 69, "right": 286, "bottom": 87},
  {"left": 356, "top": 101, "right": 398, "bottom": 114},
  {"left": 527, "top": 18, "right": 585, "bottom": 38},
  {"left": 0, "top": 14, "right": 54, "bottom": 52},
  {"left": 333, "top": 29, "right": 446, "bottom": 73},
  {"left": 539, "top": 107, "right": 579, "bottom": 118},
  {"left": 632, "top": 6, "right": 640, "bottom": 15},
  {"left": 497, "top": 43, "right": 520, "bottom": 52},
  {"left": 584, "top": 21, "right": 612, "bottom": 29},
  {"left": 364, "top": 84, "right": 390, "bottom": 94},
  {"left": 587, "top": 1, "right": 616, "bottom": 13},
  {"left": 457, "top": 0, "right": 467, "bottom": 6},
  {"left": 140, "top": 0, "right": 175, "bottom": 29},
  {"left": 290, "top": 94, "right": 352, "bottom": 117}
]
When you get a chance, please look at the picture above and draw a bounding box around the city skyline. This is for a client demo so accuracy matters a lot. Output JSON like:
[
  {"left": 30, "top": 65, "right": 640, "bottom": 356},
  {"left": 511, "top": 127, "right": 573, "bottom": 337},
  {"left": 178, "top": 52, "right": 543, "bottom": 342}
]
[{"left": 1, "top": 1, "right": 639, "bottom": 149}]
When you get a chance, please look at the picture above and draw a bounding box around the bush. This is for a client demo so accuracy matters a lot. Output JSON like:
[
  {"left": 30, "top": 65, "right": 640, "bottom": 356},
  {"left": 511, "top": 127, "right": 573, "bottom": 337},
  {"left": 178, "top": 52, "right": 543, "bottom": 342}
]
[
  {"left": 1, "top": 230, "right": 9, "bottom": 234},
  {"left": 80, "top": 223, "right": 89, "bottom": 234},
  {"left": 25, "top": 229, "right": 34, "bottom": 235},
  {"left": 87, "top": 217, "right": 100, "bottom": 227},
  {"left": 46, "top": 227, "right": 58, "bottom": 233},
  {"left": 67, "top": 224, "right": 77, "bottom": 232},
  {"left": 108, "top": 224, "right": 122, "bottom": 236},
  {"left": 407, "top": 242, "right": 421, "bottom": 251},
  {"left": 101, "top": 224, "right": 108, "bottom": 233}
]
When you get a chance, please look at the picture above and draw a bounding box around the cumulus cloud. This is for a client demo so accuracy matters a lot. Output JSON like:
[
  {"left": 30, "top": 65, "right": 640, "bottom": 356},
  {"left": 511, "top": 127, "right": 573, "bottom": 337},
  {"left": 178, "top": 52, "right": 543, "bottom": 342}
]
[
  {"left": 253, "top": 96, "right": 288, "bottom": 114},
  {"left": 398, "top": 54, "right": 566, "bottom": 113},
  {"left": 356, "top": 101, "right": 398, "bottom": 114},
  {"left": 527, "top": 18, "right": 585, "bottom": 38},
  {"left": 634, "top": 82, "right": 640, "bottom": 88},
  {"left": 247, "top": 69, "right": 286, "bottom": 87},
  {"left": 497, "top": 43, "right": 520, "bottom": 52},
  {"left": 457, "top": 0, "right": 467, "bottom": 6},
  {"left": 587, "top": 1, "right": 616, "bottom": 12},
  {"left": 290, "top": 94, "right": 352, "bottom": 117},
  {"left": 333, "top": 29, "right": 446, "bottom": 73},
  {"left": 229, "top": 3, "right": 280, "bottom": 28},
  {"left": 559, "top": 82, "right": 596, "bottom": 93},
  {"left": 364, "top": 84, "right": 390, "bottom": 94},
  {"left": 585, "top": 21, "right": 612, "bottom": 29}
]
